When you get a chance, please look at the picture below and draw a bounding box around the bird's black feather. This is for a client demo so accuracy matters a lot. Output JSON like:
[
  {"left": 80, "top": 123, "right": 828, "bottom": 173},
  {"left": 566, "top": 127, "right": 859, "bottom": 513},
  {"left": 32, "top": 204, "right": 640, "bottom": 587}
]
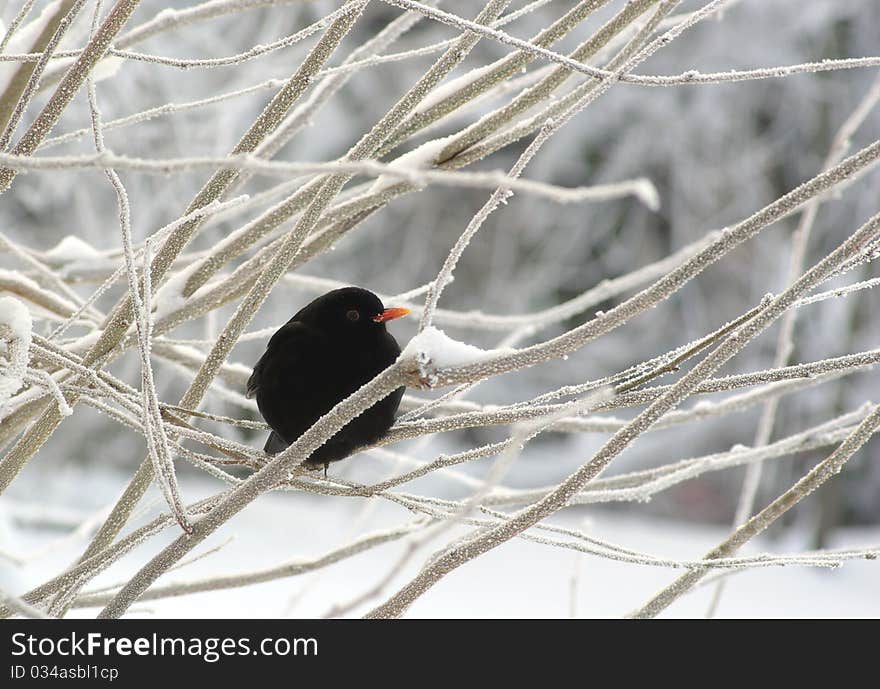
[
  {"left": 263, "top": 431, "right": 289, "bottom": 454},
  {"left": 248, "top": 287, "right": 406, "bottom": 468}
]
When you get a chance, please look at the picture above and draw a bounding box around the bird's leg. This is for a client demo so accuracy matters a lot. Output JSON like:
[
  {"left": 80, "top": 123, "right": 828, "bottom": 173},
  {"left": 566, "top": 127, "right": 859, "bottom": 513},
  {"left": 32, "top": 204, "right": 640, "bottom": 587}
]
[{"left": 323, "top": 463, "right": 329, "bottom": 479}]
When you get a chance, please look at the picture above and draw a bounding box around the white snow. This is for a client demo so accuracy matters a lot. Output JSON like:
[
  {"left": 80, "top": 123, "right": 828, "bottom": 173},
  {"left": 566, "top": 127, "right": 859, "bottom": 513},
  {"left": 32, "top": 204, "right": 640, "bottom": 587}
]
[
  {"left": 152, "top": 265, "right": 198, "bottom": 321},
  {"left": 414, "top": 62, "right": 500, "bottom": 114},
  {"left": 42, "top": 236, "right": 102, "bottom": 264},
  {"left": 0, "top": 268, "right": 81, "bottom": 321},
  {"left": 0, "top": 296, "right": 33, "bottom": 411},
  {"left": 401, "top": 326, "right": 512, "bottom": 368},
  {"left": 1, "top": 453, "right": 878, "bottom": 619},
  {"left": 67, "top": 330, "right": 102, "bottom": 356},
  {"left": 0, "top": 268, "right": 42, "bottom": 293},
  {"left": 2, "top": 466, "right": 872, "bottom": 619},
  {"left": 0, "top": 296, "right": 32, "bottom": 347},
  {"left": 369, "top": 135, "right": 455, "bottom": 194}
]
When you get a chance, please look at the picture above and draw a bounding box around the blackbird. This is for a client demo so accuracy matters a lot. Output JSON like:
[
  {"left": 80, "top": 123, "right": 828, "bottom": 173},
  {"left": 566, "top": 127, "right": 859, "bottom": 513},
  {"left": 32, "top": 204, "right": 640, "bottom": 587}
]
[{"left": 246, "top": 287, "right": 409, "bottom": 469}]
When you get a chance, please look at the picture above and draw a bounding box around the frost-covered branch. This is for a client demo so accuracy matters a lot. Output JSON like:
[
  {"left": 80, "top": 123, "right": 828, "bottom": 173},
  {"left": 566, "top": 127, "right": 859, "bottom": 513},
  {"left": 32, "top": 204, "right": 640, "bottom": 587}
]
[{"left": 1, "top": 0, "right": 877, "bottom": 620}]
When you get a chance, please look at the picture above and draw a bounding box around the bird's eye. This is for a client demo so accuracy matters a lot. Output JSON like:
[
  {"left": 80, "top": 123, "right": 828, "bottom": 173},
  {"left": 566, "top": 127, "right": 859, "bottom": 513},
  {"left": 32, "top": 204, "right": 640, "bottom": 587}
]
[{"left": 346, "top": 309, "right": 360, "bottom": 322}]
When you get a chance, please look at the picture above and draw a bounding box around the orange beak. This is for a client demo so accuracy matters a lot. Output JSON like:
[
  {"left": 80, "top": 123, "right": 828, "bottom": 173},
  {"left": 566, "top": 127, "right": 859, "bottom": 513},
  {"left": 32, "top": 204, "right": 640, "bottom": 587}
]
[{"left": 373, "top": 307, "right": 410, "bottom": 323}]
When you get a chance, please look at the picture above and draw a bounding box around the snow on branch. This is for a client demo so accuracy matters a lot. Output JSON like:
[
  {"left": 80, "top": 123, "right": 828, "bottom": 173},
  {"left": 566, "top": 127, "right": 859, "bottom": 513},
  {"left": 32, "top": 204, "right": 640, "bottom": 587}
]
[
  {"left": 400, "top": 325, "right": 515, "bottom": 386},
  {"left": 0, "top": 149, "right": 660, "bottom": 207},
  {"left": 0, "top": 296, "right": 32, "bottom": 412}
]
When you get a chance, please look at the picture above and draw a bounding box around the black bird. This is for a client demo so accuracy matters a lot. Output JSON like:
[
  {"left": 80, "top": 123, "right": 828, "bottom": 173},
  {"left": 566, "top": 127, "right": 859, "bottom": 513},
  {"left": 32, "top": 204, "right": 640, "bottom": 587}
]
[{"left": 246, "top": 287, "right": 409, "bottom": 469}]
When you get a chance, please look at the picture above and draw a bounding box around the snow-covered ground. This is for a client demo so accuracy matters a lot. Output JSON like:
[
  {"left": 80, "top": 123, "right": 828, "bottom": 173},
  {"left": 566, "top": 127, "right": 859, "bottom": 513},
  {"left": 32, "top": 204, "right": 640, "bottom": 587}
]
[{"left": 2, "top": 468, "right": 877, "bottom": 619}]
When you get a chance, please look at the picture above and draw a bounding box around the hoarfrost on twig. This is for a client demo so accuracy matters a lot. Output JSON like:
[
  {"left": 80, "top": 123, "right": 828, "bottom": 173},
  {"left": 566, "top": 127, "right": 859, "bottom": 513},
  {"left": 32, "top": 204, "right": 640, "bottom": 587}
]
[{"left": 0, "top": 296, "right": 32, "bottom": 413}]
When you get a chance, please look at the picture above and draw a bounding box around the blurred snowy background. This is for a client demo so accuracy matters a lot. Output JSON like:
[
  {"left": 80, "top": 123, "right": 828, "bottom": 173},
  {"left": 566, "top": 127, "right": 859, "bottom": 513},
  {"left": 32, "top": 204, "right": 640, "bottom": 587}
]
[{"left": 1, "top": 0, "right": 879, "bottom": 617}]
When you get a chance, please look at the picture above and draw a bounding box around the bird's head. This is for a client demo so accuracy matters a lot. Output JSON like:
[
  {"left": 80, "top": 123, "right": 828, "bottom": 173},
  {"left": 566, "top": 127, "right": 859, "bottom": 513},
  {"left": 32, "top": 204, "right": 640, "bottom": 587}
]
[{"left": 295, "top": 286, "right": 410, "bottom": 336}]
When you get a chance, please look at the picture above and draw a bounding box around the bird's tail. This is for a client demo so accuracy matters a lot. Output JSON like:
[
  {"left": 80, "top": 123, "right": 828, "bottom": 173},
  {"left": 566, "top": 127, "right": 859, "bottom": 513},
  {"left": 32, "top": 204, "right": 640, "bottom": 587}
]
[{"left": 263, "top": 431, "right": 289, "bottom": 454}]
